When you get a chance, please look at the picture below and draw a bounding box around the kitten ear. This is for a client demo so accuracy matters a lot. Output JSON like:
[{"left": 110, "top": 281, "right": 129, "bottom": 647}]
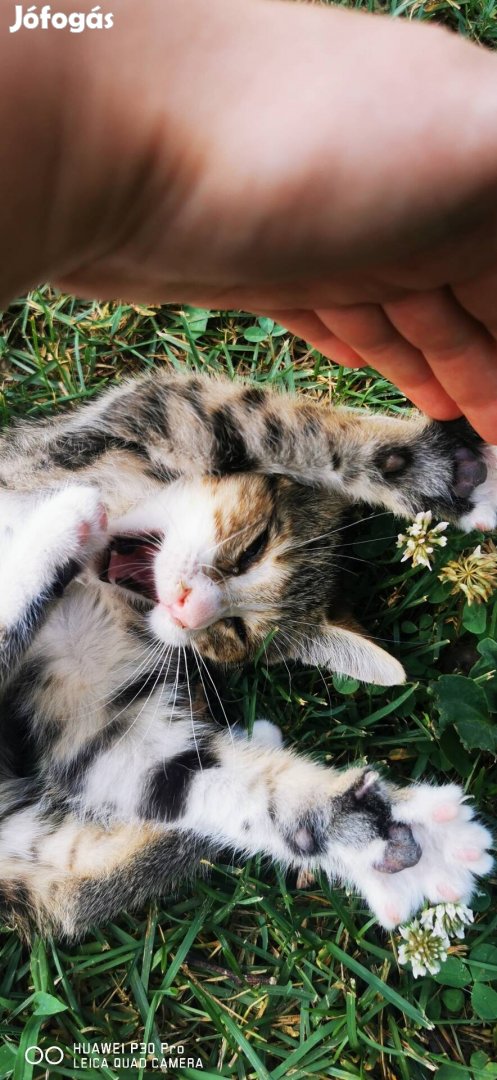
[{"left": 298, "top": 622, "right": 406, "bottom": 686}]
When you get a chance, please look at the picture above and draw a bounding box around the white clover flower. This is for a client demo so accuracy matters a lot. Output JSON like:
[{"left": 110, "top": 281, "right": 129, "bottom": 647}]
[
  {"left": 422, "top": 902, "right": 474, "bottom": 941},
  {"left": 398, "top": 902, "right": 474, "bottom": 978},
  {"left": 397, "top": 511, "right": 448, "bottom": 570},
  {"left": 397, "top": 917, "right": 449, "bottom": 977}
]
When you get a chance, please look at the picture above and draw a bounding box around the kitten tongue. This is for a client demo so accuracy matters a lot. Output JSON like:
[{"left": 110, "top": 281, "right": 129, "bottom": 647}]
[{"left": 106, "top": 539, "right": 157, "bottom": 599}]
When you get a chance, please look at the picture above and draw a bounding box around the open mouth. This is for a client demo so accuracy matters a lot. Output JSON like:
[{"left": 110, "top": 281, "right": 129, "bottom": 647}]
[{"left": 99, "top": 534, "right": 161, "bottom": 602}]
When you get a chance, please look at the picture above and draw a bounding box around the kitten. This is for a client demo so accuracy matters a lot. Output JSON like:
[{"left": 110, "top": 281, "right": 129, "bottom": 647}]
[{"left": 0, "top": 371, "right": 493, "bottom": 939}]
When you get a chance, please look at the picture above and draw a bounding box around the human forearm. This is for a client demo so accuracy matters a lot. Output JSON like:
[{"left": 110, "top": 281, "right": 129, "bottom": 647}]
[
  {"left": 2, "top": 0, "right": 497, "bottom": 305},
  {"left": 3, "top": 0, "right": 497, "bottom": 442}
]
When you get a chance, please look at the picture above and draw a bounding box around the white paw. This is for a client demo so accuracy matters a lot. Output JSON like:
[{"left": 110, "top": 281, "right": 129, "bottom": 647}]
[
  {"left": 250, "top": 720, "right": 284, "bottom": 749},
  {"left": 362, "top": 784, "right": 493, "bottom": 929},
  {"left": 459, "top": 446, "right": 497, "bottom": 531},
  {"left": 0, "top": 485, "right": 107, "bottom": 626},
  {"left": 37, "top": 485, "right": 108, "bottom": 562}
]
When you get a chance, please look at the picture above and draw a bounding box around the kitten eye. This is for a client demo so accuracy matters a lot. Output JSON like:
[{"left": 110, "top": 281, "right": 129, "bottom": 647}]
[{"left": 233, "top": 527, "right": 269, "bottom": 576}]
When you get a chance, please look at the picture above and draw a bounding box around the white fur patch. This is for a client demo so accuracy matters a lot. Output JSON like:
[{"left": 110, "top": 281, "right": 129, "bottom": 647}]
[{"left": 0, "top": 485, "right": 105, "bottom": 628}]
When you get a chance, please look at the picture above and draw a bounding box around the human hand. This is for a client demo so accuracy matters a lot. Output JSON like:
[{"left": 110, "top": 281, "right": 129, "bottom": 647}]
[
  {"left": 262, "top": 279, "right": 497, "bottom": 442},
  {"left": 2, "top": 0, "right": 497, "bottom": 439}
]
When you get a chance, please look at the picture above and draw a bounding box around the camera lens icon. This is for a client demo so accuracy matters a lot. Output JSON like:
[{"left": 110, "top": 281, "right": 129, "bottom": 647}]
[{"left": 25, "top": 1046, "right": 64, "bottom": 1065}]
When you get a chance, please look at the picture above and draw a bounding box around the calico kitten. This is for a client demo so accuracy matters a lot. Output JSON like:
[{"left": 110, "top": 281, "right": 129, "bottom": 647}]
[{"left": 0, "top": 371, "right": 493, "bottom": 939}]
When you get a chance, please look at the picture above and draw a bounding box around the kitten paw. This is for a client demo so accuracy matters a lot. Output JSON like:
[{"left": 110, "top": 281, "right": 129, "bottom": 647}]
[
  {"left": 250, "top": 719, "right": 284, "bottom": 749},
  {"left": 0, "top": 485, "right": 108, "bottom": 629},
  {"left": 360, "top": 783, "right": 493, "bottom": 929},
  {"left": 424, "top": 420, "right": 495, "bottom": 529},
  {"left": 458, "top": 446, "right": 497, "bottom": 531},
  {"left": 36, "top": 485, "right": 108, "bottom": 570}
]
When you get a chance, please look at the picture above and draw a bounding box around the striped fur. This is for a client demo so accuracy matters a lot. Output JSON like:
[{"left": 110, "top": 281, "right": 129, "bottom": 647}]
[{"left": 0, "top": 372, "right": 493, "bottom": 938}]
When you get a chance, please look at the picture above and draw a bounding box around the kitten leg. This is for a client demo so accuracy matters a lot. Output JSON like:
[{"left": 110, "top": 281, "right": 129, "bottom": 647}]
[
  {"left": 144, "top": 731, "right": 492, "bottom": 928},
  {"left": 133, "top": 727, "right": 490, "bottom": 926},
  {"left": 117, "top": 378, "right": 497, "bottom": 526},
  {"left": 1, "top": 747, "right": 490, "bottom": 938},
  {"left": 0, "top": 486, "right": 107, "bottom": 684},
  {"left": 0, "top": 805, "right": 216, "bottom": 939},
  {"left": 19, "top": 372, "right": 494, "bottom": 527}
]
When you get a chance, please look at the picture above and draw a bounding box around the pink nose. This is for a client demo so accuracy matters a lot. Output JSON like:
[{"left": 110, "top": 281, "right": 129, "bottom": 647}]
[
  {"left": 167, "top": 588, "right": 192, "bottom": 628},
  {"left": 165, "top": 587, "right": 219, "bottom": 630}
]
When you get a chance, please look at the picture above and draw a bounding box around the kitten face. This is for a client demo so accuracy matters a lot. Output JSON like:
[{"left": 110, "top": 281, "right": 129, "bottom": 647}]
[
  {"left": 101, "top": 475, "right": 342, "bottom": 665},
  {"left": 98, "top": 474, "right": 405, "bottom": 684}
]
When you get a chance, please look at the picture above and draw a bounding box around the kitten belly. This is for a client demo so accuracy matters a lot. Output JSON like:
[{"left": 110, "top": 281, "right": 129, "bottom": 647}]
[{"left": 23, "top": 580, "right": 208, "bottom": 824}]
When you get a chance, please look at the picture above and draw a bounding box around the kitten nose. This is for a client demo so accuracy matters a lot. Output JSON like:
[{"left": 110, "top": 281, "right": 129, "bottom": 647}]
[
  {"left": 168, "top": 586, "right": 192, "bottom": 627},
  {"left": 174, "top": 586, "right": 191, "bottom": 607},
  {"left": 166, "top": 587, "right": 222, "bottom": 630}
]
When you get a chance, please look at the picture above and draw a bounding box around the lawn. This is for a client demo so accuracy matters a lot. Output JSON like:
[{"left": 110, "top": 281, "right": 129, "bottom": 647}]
[
  {"left": 0, "top": 289, "right": 496, "bottom": 1080},
  {"left": 1, "top": 1, "right": 497, "bottom": 1077}
]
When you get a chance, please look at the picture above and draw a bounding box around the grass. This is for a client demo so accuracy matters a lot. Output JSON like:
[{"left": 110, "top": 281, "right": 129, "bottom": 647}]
[
  {"left": 1, "top": 0, "right": 497, "bottom": 1073},
  {"left": 0, "top": 290, "right": 496, "bottom": 1080}
]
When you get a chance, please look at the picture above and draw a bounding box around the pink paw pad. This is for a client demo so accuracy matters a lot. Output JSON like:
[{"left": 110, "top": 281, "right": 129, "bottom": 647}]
[
  {"left": 455, "top": 847, "right": 480, "bottom": 863},
  {"left": 436, "top": 883, "right": 461, "bottom": 901},
  {"left": 77, "top": 505, "right": 107, "bottom": 545},
  {"left": 384, "top": 905, "right": 402, "bottom": 925},
  {"left": 433, "top": 803, "right": 458, "bottom": 823},
  {"left": 78, "top": 521, "right": 91, "bottom": 544}
]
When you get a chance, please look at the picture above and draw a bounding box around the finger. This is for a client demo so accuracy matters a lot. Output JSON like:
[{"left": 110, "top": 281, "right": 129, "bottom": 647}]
[
  {"left": 454, "top": 268, "right": 497, "bottom": 339},
  {"left": 385, "top": 289, "right": 497, "bottom": 443},
  {"left": 259, "top": 309, "right": 366, "bottom": 366},
  {"left": 315, "top": 303, "right": 461, "bottom": 420}
]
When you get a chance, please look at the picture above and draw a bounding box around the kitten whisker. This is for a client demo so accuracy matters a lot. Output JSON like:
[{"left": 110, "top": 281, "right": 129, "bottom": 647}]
[
  {"left": 136, "top": 531, "right": 163, "bottom": 546},
  {"left": 132, "top": 645, "right": 178, "bottom": 758},
  {"left": 270, "top": 637, "right": 293, "bottom": 693},
  {"left": 182, "top": 645, "right": 204, "bottom": 771},
  {"left": 214, "top": 518, "right": 267, "bottom": 551},
  {"left": 281, "top": 511, "right": 393, "bottom": 555},
  {"left": 278, "top": 627, "right": 333, "bottom": 704},
  {"left": 106, "top": 642, "right": 172, "bottom": 749},
  {"left": 337, "top": 533, "right": 398, "bottom": 549},
  {"left": 190, "top": 643, "right": 236, "bottom": 747},
  {"left": 74, "top": 636, "right": 167, "bottom": 716},
  {"left": 68, "top": 647, "right": 166, "bottom": 740},
  {"left": 160, "top": 648, "right": 182, "bottom": 747},
  {"left": 198, "top": 562, "right": 229, "bottom": 586}
]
